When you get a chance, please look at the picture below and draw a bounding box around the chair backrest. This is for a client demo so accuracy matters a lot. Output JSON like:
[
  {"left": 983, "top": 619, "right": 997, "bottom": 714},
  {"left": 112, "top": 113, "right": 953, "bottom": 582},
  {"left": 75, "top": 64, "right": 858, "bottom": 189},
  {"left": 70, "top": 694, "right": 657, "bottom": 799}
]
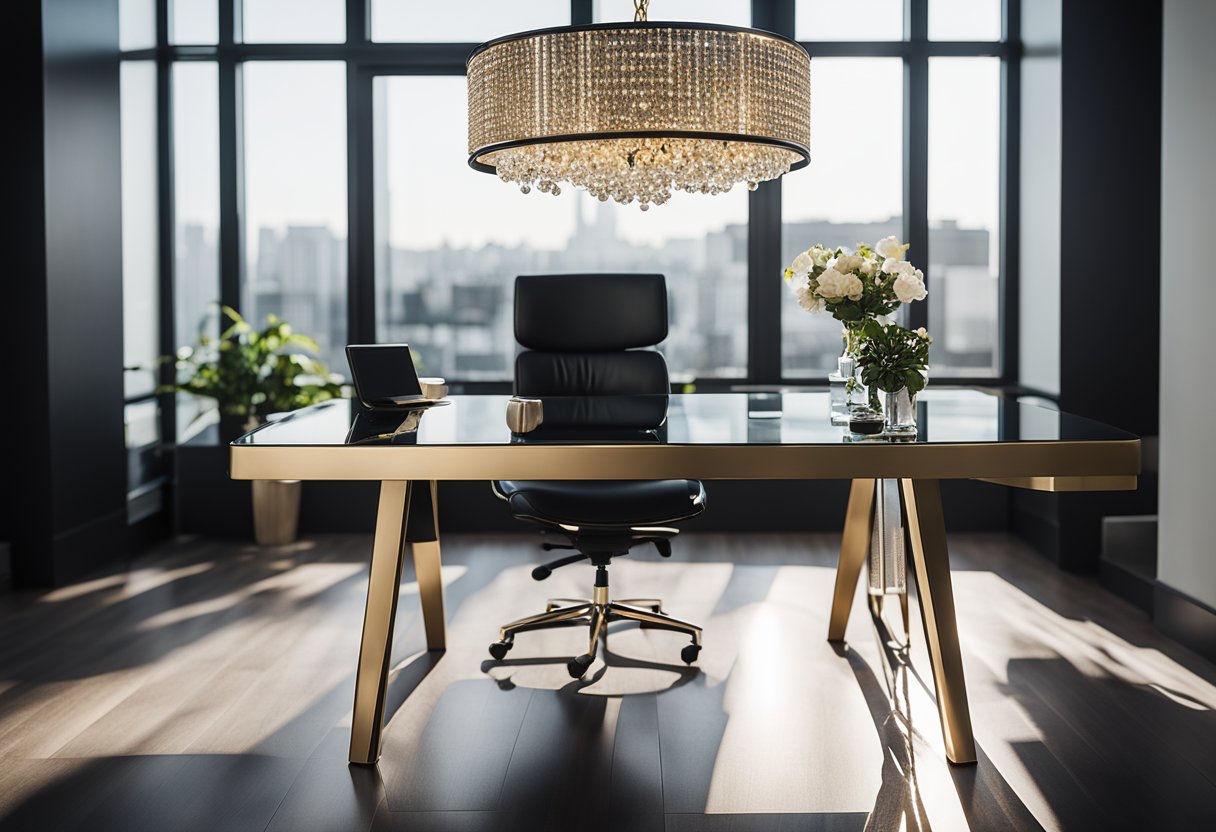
[{"left": 513, "top": 274, "right": 670, "bottom": 396}]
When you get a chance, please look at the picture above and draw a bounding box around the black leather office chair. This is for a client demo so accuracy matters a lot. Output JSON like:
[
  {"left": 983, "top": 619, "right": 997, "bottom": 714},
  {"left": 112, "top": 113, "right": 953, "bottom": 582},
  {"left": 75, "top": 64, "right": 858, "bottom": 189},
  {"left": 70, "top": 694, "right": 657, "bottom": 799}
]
[{"left": 488, "top": 274, "right": 706, "bottom": 678}]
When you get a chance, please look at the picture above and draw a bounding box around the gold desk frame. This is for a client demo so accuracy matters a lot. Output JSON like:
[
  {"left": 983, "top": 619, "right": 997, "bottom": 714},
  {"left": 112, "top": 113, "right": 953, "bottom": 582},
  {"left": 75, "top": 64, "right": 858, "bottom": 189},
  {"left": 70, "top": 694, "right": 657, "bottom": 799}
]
[{"left": 231, "top": 435, "right": 1139, "bottom": 766}]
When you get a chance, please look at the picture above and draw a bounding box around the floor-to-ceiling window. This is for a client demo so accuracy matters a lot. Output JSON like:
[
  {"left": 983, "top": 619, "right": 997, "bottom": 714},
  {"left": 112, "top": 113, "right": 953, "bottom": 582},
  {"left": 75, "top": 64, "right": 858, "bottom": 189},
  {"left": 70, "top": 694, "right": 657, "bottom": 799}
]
[{"left": 120, "top": 0, "right": 1018, "bottom": 521}]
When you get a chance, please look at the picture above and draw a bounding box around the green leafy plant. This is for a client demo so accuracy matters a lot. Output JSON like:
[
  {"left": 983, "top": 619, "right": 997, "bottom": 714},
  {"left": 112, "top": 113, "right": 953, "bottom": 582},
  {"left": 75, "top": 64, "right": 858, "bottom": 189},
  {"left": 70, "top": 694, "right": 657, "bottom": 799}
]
[
  {"left": 160, "top": 306, "right": 344, "bottom": 424},
  {"left": 857, "top": 320, "right": 932, "bottom": 410}
]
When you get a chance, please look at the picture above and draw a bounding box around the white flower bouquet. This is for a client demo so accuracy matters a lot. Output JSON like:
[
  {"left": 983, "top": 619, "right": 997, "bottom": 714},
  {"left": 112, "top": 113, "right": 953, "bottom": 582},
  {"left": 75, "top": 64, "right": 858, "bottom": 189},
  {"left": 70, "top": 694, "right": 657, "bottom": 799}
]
[
  {"left": 782, "top": 236, "right": 928, "bottom": 331},
  {"left": 784, "top": 236, "right": 932, "bottom": 424}
]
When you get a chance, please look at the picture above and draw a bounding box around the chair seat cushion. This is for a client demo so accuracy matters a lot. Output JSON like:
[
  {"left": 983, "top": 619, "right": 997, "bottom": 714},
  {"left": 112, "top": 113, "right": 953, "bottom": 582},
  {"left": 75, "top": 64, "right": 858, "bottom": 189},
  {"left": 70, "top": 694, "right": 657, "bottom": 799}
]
[{"left": 494, "top": 480, "right": 706, "bottom": 527}]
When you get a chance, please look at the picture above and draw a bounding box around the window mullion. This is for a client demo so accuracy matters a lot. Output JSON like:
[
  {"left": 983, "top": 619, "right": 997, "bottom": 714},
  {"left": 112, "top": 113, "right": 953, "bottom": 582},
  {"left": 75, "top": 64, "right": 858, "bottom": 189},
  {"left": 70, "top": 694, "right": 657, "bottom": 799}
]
[
  {"left": 749, "top": 0, "right": 794, "bottom": 385},
  {"left": 223, "top": 0, "right": 241, "bottom": 44},
  {"left": 347, "top": 0, "right": 369, "bottom": 44},
  {"left": 347, "top": 65, "right": 375, "bottom": 344},
  {"left": 998, "top": 0, "right": 1021, "bottom": 382},
  {"left": 156, "top": 0, "right": 177, "bottom": 455},
  {"left": 748, "top": 181, "right": 783, "bottom": 385},
  {"left": 905, "top": 0, "right": 930, "bottom": 332},
  {"left": 217, "top": 71, "right": 242, "bottom": 314},
  {"left": 156, "top": 37, "right": 177, "bottom": 454}
]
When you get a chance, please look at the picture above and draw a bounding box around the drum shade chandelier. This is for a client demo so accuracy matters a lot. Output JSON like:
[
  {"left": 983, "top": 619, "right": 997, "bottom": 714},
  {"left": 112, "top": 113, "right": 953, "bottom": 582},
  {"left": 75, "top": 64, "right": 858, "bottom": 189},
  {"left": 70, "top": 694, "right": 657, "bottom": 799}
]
[{"left": 466, "top": 0, "right": 811, "bottom": 210}]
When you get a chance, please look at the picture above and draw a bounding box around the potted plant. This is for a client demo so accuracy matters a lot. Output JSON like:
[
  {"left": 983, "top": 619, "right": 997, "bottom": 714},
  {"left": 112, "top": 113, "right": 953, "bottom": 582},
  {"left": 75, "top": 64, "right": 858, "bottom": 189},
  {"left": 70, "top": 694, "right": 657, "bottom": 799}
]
[
  {"left": 162, "top": 306, "right": 345, "bottom": 545},
  {"left": 856, "top": 321, "right": 932, "bottom": 434}
]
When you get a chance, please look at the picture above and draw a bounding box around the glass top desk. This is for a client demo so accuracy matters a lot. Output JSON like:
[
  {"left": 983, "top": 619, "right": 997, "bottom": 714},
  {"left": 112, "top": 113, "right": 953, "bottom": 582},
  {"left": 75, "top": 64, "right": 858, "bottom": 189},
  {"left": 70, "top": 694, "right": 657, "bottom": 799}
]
[{"left": 230, "top": 390, "right": 1140, "bottom": 766}]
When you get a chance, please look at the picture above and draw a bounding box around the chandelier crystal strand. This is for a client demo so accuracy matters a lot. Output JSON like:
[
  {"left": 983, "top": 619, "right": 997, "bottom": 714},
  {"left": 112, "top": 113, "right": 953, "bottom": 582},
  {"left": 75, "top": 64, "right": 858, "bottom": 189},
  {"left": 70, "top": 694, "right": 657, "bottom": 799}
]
[{"left": 467, "top": 20, "right": 811, "bottom": 209}]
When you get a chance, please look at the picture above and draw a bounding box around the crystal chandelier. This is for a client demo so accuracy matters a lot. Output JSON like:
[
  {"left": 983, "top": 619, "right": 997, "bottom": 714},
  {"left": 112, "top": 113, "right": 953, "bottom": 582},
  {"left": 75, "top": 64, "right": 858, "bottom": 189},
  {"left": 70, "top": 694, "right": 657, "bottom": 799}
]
[{"left": 466, "top": 0, "right": 811, "bottom": 210}]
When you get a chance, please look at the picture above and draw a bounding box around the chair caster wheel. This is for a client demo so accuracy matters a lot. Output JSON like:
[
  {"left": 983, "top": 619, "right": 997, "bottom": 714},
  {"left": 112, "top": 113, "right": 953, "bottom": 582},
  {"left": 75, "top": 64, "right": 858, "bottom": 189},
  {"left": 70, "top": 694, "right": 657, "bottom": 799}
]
[
  {"left": 488, "top": 641, "right": 513, "bottom": 661},
  {"left": 567, "top": 654, "right": 594, "bottom": 678},
  {"left": 681, "top": 644, "right": 702, "bottom": 664}
]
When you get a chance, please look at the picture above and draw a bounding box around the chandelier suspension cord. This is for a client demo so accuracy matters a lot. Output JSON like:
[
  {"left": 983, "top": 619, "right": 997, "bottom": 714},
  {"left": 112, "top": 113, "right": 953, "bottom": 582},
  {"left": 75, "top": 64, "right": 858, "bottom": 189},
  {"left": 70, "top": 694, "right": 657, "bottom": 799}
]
[{"left": 633, "top": 0, "right": 649, "bottom": 23}]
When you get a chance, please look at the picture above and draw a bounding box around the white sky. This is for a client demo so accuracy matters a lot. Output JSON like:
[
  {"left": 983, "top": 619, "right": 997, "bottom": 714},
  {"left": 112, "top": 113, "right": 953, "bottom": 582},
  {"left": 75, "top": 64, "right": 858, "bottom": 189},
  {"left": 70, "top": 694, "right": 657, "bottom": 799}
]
[
  {"left": 173, "top": 62, "right": 220, "bottom": 238},
  {"left": 243, "top": 62, "right": 349, "bottom": 245},
  {"left": 169, "top": 1, "right": 1001, "bottom": 254}
]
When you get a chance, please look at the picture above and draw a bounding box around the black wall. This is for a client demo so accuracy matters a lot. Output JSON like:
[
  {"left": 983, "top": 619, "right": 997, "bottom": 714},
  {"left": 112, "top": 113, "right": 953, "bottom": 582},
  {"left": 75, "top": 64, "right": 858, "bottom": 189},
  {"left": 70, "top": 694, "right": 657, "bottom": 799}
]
[
  {"left": 1057, "top": 1, "right": 1160, "bottom": 436},
  {"left": 1012, "top": 0, "right": 1162, "bottom": 572},
  {"left": 3, "top": 0, "right": 128, "bottom": 586}
]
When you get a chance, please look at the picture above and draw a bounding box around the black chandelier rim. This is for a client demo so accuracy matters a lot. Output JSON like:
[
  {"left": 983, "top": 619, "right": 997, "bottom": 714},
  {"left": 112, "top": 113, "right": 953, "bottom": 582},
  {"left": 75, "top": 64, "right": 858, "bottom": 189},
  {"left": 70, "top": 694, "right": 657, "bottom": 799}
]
[
  {"left": 467, "top": 21, "right": 810, "bottom": 65},
  {"left": 468, "top": 130, "right": 812, "bottom": 175}
]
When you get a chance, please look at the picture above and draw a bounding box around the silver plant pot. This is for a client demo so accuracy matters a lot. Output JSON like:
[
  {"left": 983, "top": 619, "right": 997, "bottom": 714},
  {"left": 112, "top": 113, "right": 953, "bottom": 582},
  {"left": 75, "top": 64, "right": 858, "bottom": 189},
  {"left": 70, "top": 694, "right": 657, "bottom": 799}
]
[{"left": 252, "top": 479, "right": 302, "bottom": 546}]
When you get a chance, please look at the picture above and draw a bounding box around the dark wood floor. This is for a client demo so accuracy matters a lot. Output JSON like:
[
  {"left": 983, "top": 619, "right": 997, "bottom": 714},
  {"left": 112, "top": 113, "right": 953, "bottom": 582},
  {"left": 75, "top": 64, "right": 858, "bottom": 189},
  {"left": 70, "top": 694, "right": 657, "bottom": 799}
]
[{"left": 1, "top": 531, "right": 1214, "bottom": 832}]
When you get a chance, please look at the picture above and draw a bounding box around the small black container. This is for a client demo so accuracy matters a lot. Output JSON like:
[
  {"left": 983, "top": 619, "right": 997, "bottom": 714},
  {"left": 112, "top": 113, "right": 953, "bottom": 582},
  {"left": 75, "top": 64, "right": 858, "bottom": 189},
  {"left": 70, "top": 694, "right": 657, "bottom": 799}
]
[{"left": 849, "top": 409, "right": 885, "bottom": 436}]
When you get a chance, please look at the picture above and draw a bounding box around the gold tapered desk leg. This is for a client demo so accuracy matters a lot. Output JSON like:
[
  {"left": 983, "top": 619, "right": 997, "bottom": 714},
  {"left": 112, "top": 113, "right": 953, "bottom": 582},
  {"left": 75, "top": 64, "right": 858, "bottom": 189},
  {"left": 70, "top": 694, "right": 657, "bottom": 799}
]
[
  {"left": 828, "top": 478, "right": 876, "bottom": 642},
  {"left": 350, "top": 480, "right": 413, "bottom": 765},
  {"left": 900, "top": 478, "right": 977, "bottom": 765},
  {"left": 899, "top": 592, "right": 910, "bottom": 640},
  {"left": 409, "top": 480, "right": 447, "bottom": 651}
]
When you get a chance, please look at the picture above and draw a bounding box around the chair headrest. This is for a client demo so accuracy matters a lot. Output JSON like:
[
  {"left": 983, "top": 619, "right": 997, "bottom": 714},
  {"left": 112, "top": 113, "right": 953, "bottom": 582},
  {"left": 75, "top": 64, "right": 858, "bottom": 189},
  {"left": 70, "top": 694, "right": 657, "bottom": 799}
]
[{"left": 514, "top": 274, "right": 667, "bottom": 351}]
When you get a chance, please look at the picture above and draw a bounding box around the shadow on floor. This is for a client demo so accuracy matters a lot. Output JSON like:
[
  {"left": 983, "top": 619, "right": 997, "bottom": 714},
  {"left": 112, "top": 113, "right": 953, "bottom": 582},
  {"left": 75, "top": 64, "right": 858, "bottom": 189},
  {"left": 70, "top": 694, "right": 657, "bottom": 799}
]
[
  {"left": 836, "top": 607, "right": 1045, "bottom": 832},
  {"left": 0, "top": 537, "right": 372, "bottom": 685},
  {"left": 1000, "top": 657, "right": 1216, "bottom": 831}
]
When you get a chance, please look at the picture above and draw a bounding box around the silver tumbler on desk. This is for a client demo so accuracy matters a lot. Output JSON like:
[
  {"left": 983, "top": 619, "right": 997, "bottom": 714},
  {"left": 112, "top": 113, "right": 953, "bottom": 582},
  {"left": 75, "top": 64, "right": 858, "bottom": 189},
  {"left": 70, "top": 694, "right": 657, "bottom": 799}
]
[{"left": 505, "top": 397, "right": 543, "bottom": 433}]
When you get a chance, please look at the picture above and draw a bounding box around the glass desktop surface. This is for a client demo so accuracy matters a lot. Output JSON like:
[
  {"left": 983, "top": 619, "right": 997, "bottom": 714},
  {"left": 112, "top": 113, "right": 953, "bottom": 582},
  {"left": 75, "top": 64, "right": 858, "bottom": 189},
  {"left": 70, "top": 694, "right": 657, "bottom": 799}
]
[{"left": 232, "top": 390, "right": 1135, "bottom": 447}]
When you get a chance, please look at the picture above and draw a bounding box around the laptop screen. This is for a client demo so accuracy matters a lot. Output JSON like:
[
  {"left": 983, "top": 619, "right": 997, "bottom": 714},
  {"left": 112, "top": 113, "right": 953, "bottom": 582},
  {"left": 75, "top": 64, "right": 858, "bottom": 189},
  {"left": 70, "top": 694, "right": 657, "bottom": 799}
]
[{"left": 346, "top": 344, "right": 423, "bottom": 404}]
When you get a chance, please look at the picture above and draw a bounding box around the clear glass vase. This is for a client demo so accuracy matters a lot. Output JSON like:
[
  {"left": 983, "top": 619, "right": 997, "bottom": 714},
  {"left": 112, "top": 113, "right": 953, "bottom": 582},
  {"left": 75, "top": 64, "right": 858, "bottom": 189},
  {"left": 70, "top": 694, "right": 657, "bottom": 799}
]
[
  {"left": 828, "top": 354, "right": 855, "bottom": 425},
  {"left": 883, "top": 388, "right": 917, "bottom": 435},
  {"left": 868, "top": 479, "right": 907, "bottom": 596},
  {"left": 847, "top": 371, "right": 868, "bottom": 413}
]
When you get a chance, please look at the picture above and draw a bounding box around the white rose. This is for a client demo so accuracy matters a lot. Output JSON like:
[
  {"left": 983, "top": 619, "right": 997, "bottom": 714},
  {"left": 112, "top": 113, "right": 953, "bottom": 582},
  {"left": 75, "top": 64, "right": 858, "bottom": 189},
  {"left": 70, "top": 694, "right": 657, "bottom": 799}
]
[
  {"left": 882, "top": 257, "right": 915, "bottom": 275},
  {"left": 790, "top": 251, "right": 812, "bottom": 274},
  {"left": 809, "top": 245, "right": 832, "bottom": 268},
  {"left": 915, "top": 326, "right": 928, "bottom": 338},
  {"left": 893, "top": 272, "right": 928, "bottom": 303},
  {"left": 795, "top": 285, "right": 825, "bottom": 313},
  {"left": 875, "top": 235, "right": 908, "bottom": 260},
  {"left": 831, "top": 253, "right": 863, "bottom": 274},
  {"left": 843, "top": 274, "right": 864, "bottom": 301},
  {"left": 787, "top": 271, "right": 809, "bottom": 293},
  {"left": 859, "top": 257, "right": 877, "bottom": 276},
  {"left": 815, "top": 267, "right": 851, "bottom": 299}
]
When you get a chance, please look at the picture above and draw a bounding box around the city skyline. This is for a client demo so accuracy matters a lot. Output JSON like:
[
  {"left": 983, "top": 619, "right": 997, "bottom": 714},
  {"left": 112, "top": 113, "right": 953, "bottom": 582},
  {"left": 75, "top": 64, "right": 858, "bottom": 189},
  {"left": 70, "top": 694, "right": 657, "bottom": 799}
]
[{"left": 178, "top": 207, "right": 997, "bottom": 391}]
